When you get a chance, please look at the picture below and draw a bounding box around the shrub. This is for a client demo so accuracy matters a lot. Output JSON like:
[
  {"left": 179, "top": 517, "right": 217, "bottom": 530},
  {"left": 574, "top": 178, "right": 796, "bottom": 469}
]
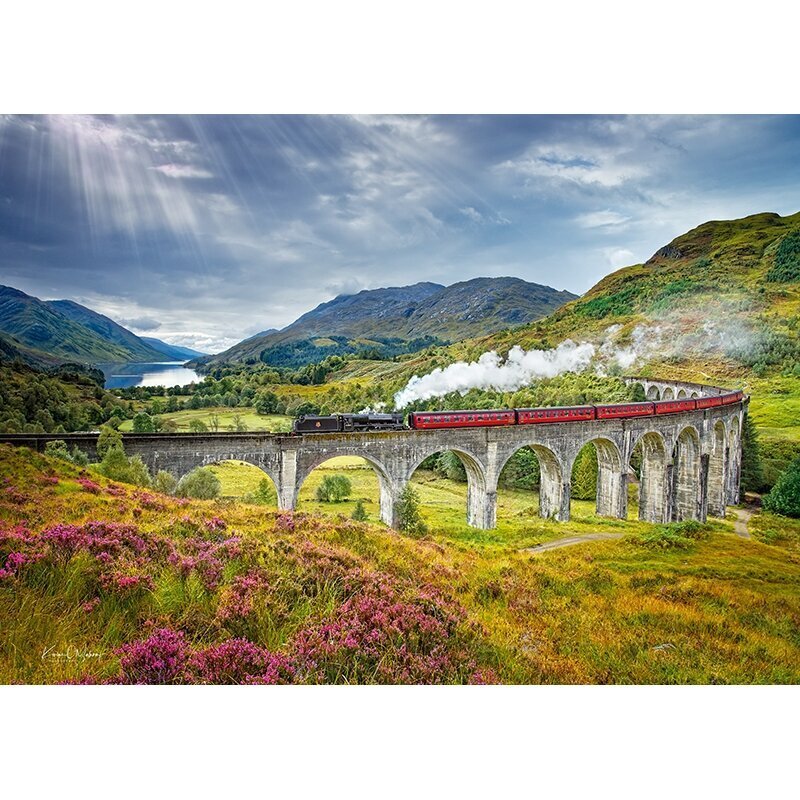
[
  {"left": 96, "top": 448, "right": 152, "bottom": 487},
  {"left": 44, "top": 440, "right": 71, "bottom": 461},
  {"left": 397, "top": 484, "right": 427, "bottom": 536},
  {"left": 97, "top": 425, "right": 123, "bottom": 459},
  {"left": 763, "top": 456, "right": 800, "bottom": 518},
  {"left": 351, "top": 499, "right": 368, "bottom": 521},
  {"left": 765, "top": 230, "right": 800, "bottom": 283},
  {"left": 316, "top": 474, "right": 352, "bottom": 503},
  {"left": 633, "top": 520, "right": 710, "bottom": 550},
  {"left": 176, "top": 467, "right": 221, "bottom": 500},
  {"left": 44, "top": 439, "right": 89, "bottom": 466},
  {"left": 69, "top": 445, "right": 89, "bottom": 466},
  {"left": 153, "top": 470, "right": 177, "bottom": 495},
  {"left": 188, "top": 419, "right": 209, "bottom": 433}
]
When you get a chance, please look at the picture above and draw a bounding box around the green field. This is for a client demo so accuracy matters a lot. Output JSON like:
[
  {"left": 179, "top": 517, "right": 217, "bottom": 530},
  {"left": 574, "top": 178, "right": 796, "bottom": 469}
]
[
  {"left": 119, "top": 406, "right": 292, "bottom": 433},
  {"left": 211, "top": 456, "right": 704, "bottom": 550}
]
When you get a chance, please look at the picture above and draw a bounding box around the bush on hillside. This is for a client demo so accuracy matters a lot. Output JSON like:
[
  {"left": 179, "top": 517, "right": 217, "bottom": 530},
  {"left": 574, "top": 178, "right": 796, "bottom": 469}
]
[
  {"left": 351, "top": 499, "right": 369, "bottom": 521},
  {"left": 97, "top": 447, "right": 152, "bottom": 488},
  {"left": 176, "top": 467, "right": 221, "bottom": 500},
  {"left": 153, "top": 469, "right": 177, "bottom": 495},
  {"left": 763, "top": 456, "right": 800, "bottom": 518},
  {"left": 766, "top": 230, "right": 800, "bottom": 283}
]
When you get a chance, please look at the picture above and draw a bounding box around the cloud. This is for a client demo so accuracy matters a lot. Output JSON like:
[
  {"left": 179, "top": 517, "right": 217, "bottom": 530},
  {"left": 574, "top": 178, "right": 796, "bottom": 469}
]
[
  {"left": 151, "top": 164, "right": 214, "bottom": 179},
  {"left": 576, "top": 209, "right": 630, "bottom": 228},
  {"left": 2, "top": 114, "right": 799, "bottom": 358},
  {"left": 118, "top": 315, "right": 161, "bottom": 331}
]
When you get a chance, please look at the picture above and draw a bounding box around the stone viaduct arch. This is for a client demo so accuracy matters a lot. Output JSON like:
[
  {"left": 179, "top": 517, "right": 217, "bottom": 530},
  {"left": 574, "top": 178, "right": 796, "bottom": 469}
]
[{"left": 0, "top": 379, "right": 747, "bottom": 532}]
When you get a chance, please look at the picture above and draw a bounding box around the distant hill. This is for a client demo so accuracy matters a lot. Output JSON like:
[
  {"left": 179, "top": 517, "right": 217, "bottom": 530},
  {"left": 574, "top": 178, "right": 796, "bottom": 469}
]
[
  {"left": 0, "top": 285, "right": 154, "bottom": 364},
  {"left": 47, "top": 299, "right": 167, "bottom": 362},
  {"left": 195, "top": 277, "right": 577, "bottom": 368},
  {"left": 140, "top": 337, "right": 206, "bottom": 360}
]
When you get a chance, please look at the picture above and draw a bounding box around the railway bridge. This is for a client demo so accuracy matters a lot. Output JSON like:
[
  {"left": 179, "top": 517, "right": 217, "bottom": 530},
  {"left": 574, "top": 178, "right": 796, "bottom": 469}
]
[{"left": 0, "top": 379, "right": 746, "bottom": 530}]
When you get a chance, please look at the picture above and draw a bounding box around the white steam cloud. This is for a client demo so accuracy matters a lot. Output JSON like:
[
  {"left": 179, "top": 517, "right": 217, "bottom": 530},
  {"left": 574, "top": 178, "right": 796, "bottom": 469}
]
[
  {"left": 393, "top": 324, "right": 669, "bottom": 408},
  {"left": 394, "top": 340, "right": 596, "bottom": 408}
]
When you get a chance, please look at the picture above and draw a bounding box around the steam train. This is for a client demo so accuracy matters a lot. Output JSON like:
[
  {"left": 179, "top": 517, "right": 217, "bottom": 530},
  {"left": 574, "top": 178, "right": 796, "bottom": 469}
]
[{"left": 292, "top": 390, "right": 745, "bottom": 434}]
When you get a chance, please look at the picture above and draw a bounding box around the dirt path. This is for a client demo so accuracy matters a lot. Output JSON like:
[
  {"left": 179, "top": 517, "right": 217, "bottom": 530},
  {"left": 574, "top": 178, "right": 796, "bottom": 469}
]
[
  {"left": 734, "top": 507, "right": 752, "bottom": 539},
  {"left": 523, "top": 532, "right": 625, "bottom": 553}
]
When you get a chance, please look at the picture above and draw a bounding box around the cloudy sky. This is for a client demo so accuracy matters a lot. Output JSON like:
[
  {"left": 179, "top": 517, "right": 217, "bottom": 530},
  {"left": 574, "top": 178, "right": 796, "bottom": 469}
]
[{"left": 1, "top": 114, "right": 799, "bottom": 353}]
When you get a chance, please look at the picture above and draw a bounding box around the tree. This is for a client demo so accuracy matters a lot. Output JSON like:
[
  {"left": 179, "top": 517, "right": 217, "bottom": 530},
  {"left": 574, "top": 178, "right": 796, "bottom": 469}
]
[
  {"left": 188, "top": 419, "right": 209, "bottom": 433},
  {"left": 208, "top": 414, "right": 221, "bottom": 432},
  {"left": 316, "top": 474, "right": 352, "bottom": 502},
  {"left": 176, "top": 467, "right": 221, "bottom": 499},
  {"left": 132, "top": 412, "right": 155, "bottom": 433},
  {"left": 255, "top": 390, "right": 280, "bottom": 415},
  {"left": 351, "top": 499, "right": 368, "bottom": 521},
  {"left": 96, "top": 447, "right": 152, "bottom": 487},
  {"left": 229, "top": 414, "right": 248, "bottom": 432},
  {"left": 153, "top": 469, "right": 177, "bottom": 495},
  {"left": 740, "top": 414, "right": 765, "bottom": 496},
  {"left": 396, "top": 484, "right": 427, "bottom": 536},
  {"left": 571, "top": 445, "right": 598, "bottom": 501},
  {"left": 763, "top": 456, "right": 800, "bottom": 517},
  {"left": 251, "top": 478, "right": 275, "bottom": 505},
  {"left": 97, "top": 425, "right": 123, "bottom": 459}
]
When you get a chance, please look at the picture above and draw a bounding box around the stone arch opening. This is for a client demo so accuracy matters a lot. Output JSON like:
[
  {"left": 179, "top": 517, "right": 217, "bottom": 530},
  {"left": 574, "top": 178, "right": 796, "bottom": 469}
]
[
  {"left": 296, "top": 454, "right": 392, "bottom": 525},
  {"left": 677, "top": 389, "right": 688, "bottom": 399},
  {"left": 206, "top": 459, "right": 278, "bottom": 506},
  {"left": 662, "top": 387, "right": 675, "bottom": 400},
  {"left": 672, "top": 426, "right": 701, "bottom": 521},
  {"left": 569, "top": 437, "right": 625, "bottom": 519},
  {"left": 690, "top": 391, "right": 699, "bottom": 399},
  {"left": 727, "top": 415, "right": 742, "bottom": 504},
  {"left": 630, "top": 431, "right": 669, "bottom": 523},
  {"left": 646, "top": 385, "right": 660, "bottom": 400},
  {"left": 407, "top": 447, "right": 490, "bottom": 529},
  {"left": 707, "top": 420, "right": 727, "bottom": 518},
  {"left": 498, "top": 444, "right": 566, "bottom": 521}
]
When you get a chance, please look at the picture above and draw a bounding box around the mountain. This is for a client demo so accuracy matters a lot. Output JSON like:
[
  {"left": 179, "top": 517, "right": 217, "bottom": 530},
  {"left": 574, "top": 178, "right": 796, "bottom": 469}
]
[
  {"left": 0, "top": 285, "right": 154, "bottom": 364},
  {"left": 195, "top": 278, "right": 577, "bottom": 368},
  {"left": 140, "top": 337, "right": 206, "bottom": 360},
  {"left": 46, "top": 299, "right": 167, "bottom": 362},
  {"left": 0, "top": 329, "right": 60, "bottom": 369}
]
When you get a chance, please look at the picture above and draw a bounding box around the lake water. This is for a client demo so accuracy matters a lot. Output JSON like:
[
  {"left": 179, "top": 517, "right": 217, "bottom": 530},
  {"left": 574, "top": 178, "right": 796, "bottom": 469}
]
[{"left": 99, "top": 362, "right": 202, "bottom": 389}]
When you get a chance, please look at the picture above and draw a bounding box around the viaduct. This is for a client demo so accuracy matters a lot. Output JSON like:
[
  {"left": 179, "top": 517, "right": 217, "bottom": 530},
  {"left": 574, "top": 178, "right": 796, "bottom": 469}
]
[{"left": 0, "top": 378, "right": 746, "bottom": 530}]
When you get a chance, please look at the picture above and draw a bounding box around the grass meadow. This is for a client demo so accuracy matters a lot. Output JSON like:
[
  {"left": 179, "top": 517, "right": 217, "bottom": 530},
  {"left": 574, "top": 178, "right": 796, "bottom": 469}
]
[{"left": 3, "top": 445, "right": 796, "bottom": 684}]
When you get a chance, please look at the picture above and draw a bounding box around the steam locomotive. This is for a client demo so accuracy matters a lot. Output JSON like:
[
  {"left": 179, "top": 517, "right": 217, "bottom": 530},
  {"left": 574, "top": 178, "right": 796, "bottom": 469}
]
[{"left": 292, "top": 390, "right": 744, "bottom": 434}]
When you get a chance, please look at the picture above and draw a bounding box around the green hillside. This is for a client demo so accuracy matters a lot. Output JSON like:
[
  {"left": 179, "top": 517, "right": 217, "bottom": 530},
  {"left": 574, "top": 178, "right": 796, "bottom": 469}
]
[
  {"left": 0, "top": 286, "right": 146, "bottom": 364},
  {"left": 47, "top": 299, "right": 167, "bottom": 362}
]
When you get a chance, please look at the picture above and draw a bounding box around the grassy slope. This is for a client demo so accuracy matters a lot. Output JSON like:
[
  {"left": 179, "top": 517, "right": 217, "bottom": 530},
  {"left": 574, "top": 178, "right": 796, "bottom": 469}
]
[
  {"left": 2, "top": 447, "right": 798, "bottom": 684},
  {"left": 0, "top": 286, "right": 143, "bottom": 364}
]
